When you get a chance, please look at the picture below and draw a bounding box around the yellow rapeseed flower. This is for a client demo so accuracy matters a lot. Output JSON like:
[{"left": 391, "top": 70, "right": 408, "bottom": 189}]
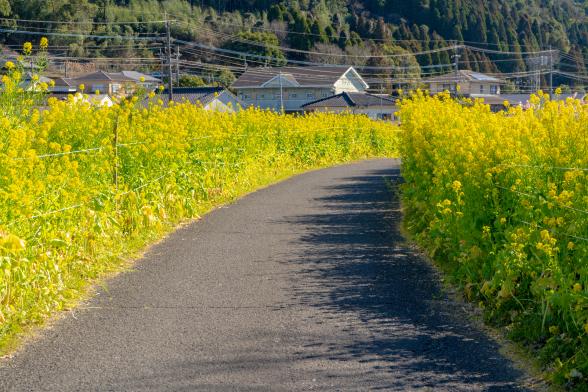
[
  {"left": 40, "top": 37, "right": 49, "bottom": 50},
  {"left": 23, "top": 42, "right": 33, "bottom": 55}
]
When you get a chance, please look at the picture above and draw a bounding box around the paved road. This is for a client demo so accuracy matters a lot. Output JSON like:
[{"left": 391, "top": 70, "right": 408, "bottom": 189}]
[{"left": 1, "top": 159, "right": 531, "bottom": 391}]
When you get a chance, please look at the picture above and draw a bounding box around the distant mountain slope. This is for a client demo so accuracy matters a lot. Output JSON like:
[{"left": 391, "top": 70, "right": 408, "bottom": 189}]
[{"left": 0, "top": 0, "right": 586, "bottom": 88}]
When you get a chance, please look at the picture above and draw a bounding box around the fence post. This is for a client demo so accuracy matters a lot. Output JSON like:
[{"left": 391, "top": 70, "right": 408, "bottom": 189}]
[{"left": 113, "top": 114, "right": 119, "bottom": 191}]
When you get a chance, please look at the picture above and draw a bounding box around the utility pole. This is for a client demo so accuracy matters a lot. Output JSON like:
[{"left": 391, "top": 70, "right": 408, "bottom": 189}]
[
  {"left": 165, "top": 14, "right": 174, "bottom": 102},
  {"left": 279, "top": 71, "right": 284, "bottom": 114},
  {"left": 451, "top": 43, "right": 461, "bottom": 75},
  {"left": 175, "top": 45, "right": 181, "bottom": 85},
  {"left": 451, "top": 43, "right": 461, "bottom": 94},
  {"left": 158, "top": 48, "right": 164, "bottom": 78},
  {"left": 549, "top": 45, "right": 554, "bottom": 94}
]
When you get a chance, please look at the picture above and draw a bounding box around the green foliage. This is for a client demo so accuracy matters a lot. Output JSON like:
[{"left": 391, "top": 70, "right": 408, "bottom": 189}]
[
  {"left": 400, "top": 91, "right": 588, "bottom": 389},
  {"left": 222, "top": 31, "right": 286, "bottom": 65},
  {"left": 177, "top": 74, "right": 206, "bottom": 87},
  {"left": 0, "top": 0, "right": 586, "bottom": 86}
]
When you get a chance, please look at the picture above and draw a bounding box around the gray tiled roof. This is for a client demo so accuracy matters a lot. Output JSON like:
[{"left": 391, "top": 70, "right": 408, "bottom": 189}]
[
  {"left": 232, "top": 66, "right": 360, "bottom": 88},
  {"left": 72, "top": 70, "right": 135, "bottom": 82},
  {"left": 52, "top": 77, "right": 76, "bottom": 87},
  {"left": 424, "top": 70, "right": 503, "bottom": 83},
  {"left": 143, "top": 87, "right": 239, "bottom": 107},
  {"left": 121, "top": 71, "right": 160, "bottom": 83},
  {"left": 302, "top": 92, "right": 397, "bottom": 109}
]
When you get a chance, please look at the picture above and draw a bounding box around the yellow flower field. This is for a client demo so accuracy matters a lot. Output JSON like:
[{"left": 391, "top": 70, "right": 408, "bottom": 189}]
[
  {"left": 0, "top": 93, "right": 398, "bottom": 352},
  {"left": 399, "top": 91, "right": 588, "bottom": 388}
]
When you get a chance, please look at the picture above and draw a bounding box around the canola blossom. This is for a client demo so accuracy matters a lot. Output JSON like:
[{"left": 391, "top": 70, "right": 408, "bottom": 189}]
[
  {"left": 400, "top": 91, "right": 588, "bottom": 387},
  {"left": 0, "top": 95, "right": 398, "bottom": 351}
]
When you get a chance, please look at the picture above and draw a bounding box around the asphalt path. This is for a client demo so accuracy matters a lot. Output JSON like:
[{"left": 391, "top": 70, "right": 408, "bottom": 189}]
[{"left": 0, "top": 159, "right": 532, "bottom": 391}]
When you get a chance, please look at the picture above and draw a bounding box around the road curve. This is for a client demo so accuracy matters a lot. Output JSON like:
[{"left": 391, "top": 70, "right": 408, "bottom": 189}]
[{"left": 1, "top": 159, "right": 531, "bottom": 391}]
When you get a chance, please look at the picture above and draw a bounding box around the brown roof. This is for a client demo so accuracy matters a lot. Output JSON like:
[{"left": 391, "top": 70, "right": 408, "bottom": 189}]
[
  {"left": 232, "top": 66, "right": 366, "bottom": 88},
  {"left": 52, "top": 77, "right": 75, "bottom": 87}
]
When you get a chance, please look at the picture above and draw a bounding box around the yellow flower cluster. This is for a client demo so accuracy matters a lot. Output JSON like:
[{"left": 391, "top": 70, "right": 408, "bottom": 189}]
[
  {"left": 399, "top": 90, "right": 588, "bottom": 385},
  {"left": 0, "top": 96, "right": 398, "bottom": 353}
]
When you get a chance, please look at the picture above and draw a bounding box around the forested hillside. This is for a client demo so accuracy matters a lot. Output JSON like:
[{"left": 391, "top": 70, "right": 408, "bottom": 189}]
[{"left": 0, "top": 0, "right": 586, "bottom": 87}]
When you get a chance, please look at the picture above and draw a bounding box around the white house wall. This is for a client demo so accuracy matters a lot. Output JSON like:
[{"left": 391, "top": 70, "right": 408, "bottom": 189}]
[
  {"left": 204, "top": 99, "right": 233, "bottom": 113},
  {"left": 334, "top": 72, "right": 366, "bottom": 94},
  {"left": 428, "top": 81, "right": 500, "bottom": 95},
  {"left": 237, "top": 87, "right": 335, "bottom": 111}
]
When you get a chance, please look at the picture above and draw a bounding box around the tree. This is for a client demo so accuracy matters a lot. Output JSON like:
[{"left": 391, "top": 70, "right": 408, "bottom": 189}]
[
  {"left": 288, "top": 10, "right": 312, "bottom": 51},
  {"left": 223, "top": 31, "right": 286, "bottom": 66},
  {"left": 0, "top": 0, "right": 10, "bottom": 16},
  {"left": 217, "top": 69, "right": 236, "bottom": 87},
  {"left": 178, "top": 75, "right": 206, "bottom": 87}
]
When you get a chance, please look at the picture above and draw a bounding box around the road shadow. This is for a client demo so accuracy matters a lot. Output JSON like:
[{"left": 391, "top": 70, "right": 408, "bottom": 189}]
[{"left": 277, "top": 166, "right": 531, "bottom": 391}]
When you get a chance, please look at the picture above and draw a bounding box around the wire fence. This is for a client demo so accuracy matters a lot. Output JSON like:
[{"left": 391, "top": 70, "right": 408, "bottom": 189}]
[
  {"left": 3, "top": 124, "right": 382, "bottom": 228},
  {"left": 489, "top": 163, "right": 588, "bottom": 242}
]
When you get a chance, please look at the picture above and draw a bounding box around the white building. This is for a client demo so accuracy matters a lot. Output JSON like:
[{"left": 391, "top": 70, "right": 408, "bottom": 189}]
[
  {"left": 424, "top": 70, "right": 504, "bottom": 97},
  {"left": 232, "top": 66, "right": 369, "bottom": 112}
]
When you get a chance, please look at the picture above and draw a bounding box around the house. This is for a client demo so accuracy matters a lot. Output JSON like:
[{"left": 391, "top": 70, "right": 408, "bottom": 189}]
[
  {"left": 144, "top": 87, "right": 242, "bottom": 112},
  {"left": 302, "top": 92, "right": 398, "bottom": 120},
  {"left": 501, "top": 92, "right": 587, "bottom": 108},
  {"left": 232, "top": 66, "right": 369, "bottom": 112},
  {"left": 50, "top": 77, "right": 77, "bottom": 93},
  {"left": 69, "top": 71, "right": 134, "bottom": 96},
  {"left": 22, "top": 72, "right": 53, "bottom": 91},
  {"left": 121, "top": 71, "right": 161, "bottom": 91},
  {"left": 424, "top": 70, "right": 504, "bottom": 96},
  {"left": 42, "top": 92, "right": 115, "bottom": 109},
  {"left": 73, "top": 93, "right": 115, "bottom": 107},
  {"left": 69, "top": 70, "right": 160, "bottom": 97}
]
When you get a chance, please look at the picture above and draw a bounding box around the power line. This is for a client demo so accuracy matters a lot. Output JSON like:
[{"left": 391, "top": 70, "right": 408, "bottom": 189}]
[
  {"left": 0, "top": 28, "right": 162, "bottom": 41},
  {"left": 0, "top": 17, "right": 170, "bottom": 25}
]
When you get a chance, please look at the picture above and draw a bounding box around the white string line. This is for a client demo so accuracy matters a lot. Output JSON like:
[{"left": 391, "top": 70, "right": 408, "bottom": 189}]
[
  {"left": 5, "top": 159, "right": 250, "bottom": 226},
  {"left": 517, "top": 219, "right": 588, "bottom": 243},
  {"left": 494, "top": 184, "right": 588, "bottom": 216},
  {"left": 29, "top": 203, "right": 85, "bottom": 220},
  {"left": 118, "top": 126, "right": 381, "bottom": 147},
  {"left": 3, "top": 125, "right": 387, "bottom": 225},
  {"left": 12, "top": 147, "right": 105, "bottom": 160},
  {"left": 3, "top": 156, "right": 269, "bottom": 226},
  {"left": 116, "top": 172, "right": 171, "bottom": 197},
  {"left": 498, "top": 163, "right": 588, "bottom": 172},
  {"left": 9, "top": 125, "right": 382, "bottom": 159},
  {"left": 5, "top": 171, "right": 172, "bottom": 226}
]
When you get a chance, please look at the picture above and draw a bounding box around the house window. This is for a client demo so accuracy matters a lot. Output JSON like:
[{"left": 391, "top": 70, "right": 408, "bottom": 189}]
[
  {"left": 259, "top": 94, "right": 265, "bottom": 99},
  {"left": 290, "top": 93, "right": 297, "bottom": 98},
  {"left": 322, "top": 92, "right": 329, "bottom": 98},
  {"left": 111, "top": 84, "right": 121, "bottom": 93},
  {"left": 307, "top": 93, "right": 315, "bottom": 99},
  {"left": 490, "top": 85, "right": 498, "bottom": 94},
  {"left": 443, "top": 83, "right": 456, "bottom": 92},
  {"left": 480, "top": 85, "right": 485, "bottom": 94},
  {"left": 242, "top": 94, "right": 251, "bottom": 100},
  {"left": 92, "top": 84, "right": 106, "bottom": 93}
]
